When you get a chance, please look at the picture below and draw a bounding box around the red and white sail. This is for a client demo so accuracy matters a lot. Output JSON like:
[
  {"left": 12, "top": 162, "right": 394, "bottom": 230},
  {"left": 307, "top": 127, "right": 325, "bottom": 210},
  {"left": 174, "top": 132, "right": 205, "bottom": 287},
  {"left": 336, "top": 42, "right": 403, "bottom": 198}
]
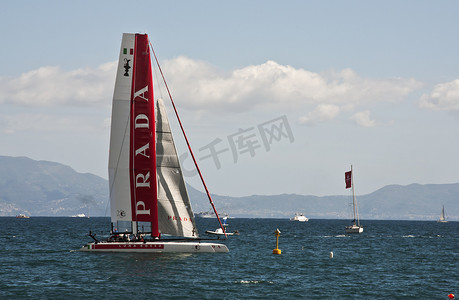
[
  {"left": 108, "top": 33, "right": 198, "bottom": 238},
  {"left": 109, "top": 33, "right": 157, "bottom": 235}
]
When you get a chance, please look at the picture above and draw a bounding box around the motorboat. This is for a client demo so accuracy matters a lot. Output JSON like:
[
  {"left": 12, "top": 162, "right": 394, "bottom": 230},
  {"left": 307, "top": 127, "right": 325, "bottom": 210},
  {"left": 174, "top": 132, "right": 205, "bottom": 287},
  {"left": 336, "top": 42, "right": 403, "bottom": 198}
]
[{"left": 290, "top": 213, "right": 308, "bottom": 222}]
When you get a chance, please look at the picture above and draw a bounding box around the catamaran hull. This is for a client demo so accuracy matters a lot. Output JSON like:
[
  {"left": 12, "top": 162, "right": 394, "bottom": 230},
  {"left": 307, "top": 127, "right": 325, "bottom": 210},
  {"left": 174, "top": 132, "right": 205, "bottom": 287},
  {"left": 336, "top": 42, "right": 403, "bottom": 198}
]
[
  {"left": 345, "top": 225, "right": 363, "bottom": 234},
  {"left": 80, "top": 241, "right": 229, "bottom": 253}
]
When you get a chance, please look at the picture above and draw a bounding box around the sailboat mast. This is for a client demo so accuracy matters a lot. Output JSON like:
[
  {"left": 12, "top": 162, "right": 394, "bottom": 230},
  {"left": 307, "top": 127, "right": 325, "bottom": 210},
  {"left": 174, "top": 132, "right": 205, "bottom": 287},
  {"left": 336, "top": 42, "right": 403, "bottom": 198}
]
[{"left": 351, "top": 165, "right": 359, "bottom": 226}]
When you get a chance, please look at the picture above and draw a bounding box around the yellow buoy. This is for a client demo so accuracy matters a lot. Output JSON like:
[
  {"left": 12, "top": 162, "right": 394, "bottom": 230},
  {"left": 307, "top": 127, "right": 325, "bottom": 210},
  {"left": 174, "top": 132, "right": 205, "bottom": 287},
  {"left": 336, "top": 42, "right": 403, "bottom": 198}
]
[
  {"left": 273, "top": 228, "right": 281, "bottom": 255},
  {"left": 329, "top": 251, "right": 334, "bottom": 258}
]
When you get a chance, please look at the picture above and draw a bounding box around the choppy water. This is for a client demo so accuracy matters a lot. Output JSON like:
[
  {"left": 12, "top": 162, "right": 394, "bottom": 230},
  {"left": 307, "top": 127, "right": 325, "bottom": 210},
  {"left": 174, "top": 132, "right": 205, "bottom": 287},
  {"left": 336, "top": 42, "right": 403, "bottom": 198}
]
[{"left": 0, "top": 217, "right": 457, "bottom": 299}]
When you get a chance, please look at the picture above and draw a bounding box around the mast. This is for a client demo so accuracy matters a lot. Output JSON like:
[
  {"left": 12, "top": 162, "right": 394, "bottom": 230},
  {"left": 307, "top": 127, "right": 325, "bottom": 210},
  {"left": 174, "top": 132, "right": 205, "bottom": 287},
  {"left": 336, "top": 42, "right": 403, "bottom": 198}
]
[
  {"left": 351, "top": 165, "right": 360, "bottom": 225},
  {"left": 351, "top": 165, "right": 360, "bottom": 226}
]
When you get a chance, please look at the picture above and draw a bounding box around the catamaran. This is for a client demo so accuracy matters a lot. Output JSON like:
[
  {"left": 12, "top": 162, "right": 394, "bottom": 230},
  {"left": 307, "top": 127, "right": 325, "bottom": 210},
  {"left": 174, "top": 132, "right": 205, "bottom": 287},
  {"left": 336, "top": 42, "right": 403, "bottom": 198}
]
[
  {"left": 80, "top": 33, "right": 228, "bottom": 253},
  {"left": 437, "top": 205, "right": 448, "bottom": 223},
  {"left": 344, "top": 165, "right": 363, "bottom": 234}
]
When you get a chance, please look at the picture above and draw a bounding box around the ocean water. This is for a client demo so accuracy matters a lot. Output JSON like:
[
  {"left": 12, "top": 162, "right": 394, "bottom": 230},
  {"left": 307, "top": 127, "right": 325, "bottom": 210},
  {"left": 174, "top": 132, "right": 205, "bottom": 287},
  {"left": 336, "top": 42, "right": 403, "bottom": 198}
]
[{"left": 0, "top": 217, "right": 457, "bottom": 299}]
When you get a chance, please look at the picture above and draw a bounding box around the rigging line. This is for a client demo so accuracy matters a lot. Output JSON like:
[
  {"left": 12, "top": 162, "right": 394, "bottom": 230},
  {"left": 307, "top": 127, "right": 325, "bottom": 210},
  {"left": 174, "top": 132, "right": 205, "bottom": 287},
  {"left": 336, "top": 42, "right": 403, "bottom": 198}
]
[
  {"left": 152, "top": 62, "right": 165, "bottom": 100},
  {"left": 149, "top": 41, "right": 227, "bottom": 237}
]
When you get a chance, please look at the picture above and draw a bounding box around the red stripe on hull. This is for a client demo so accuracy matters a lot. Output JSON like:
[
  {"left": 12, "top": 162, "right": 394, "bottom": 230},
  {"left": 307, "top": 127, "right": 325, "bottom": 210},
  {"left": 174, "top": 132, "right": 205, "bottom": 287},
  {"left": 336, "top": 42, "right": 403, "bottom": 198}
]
[
  {"left": 93, "top": 243, "right": 164, "bottom": 250},
  {"left": 80, "top": 241, "right": 229, "bottom": 253}
]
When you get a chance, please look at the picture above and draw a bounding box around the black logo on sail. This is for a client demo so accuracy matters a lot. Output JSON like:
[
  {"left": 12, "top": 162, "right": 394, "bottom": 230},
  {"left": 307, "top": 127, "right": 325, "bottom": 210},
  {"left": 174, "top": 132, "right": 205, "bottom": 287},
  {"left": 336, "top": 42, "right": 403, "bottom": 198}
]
[{"left": 123, "top": 58, "right": 131, "bottom": 76}]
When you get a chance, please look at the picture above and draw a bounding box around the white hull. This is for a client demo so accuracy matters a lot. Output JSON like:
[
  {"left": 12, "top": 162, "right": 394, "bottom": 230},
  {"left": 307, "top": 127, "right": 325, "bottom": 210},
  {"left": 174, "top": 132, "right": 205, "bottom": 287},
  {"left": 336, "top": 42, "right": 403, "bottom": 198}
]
[
  {"left": 290, "top": 217, "right": 308, "bottom": 222},
  {"left": 345, "top": 225, "right": 363, "bottom": 234},
  {"left": 80, "top": 241, "right": 229, "bottom": 253},
  {"left": 290, "top": 213, "right": 308, "bottom": 222},
  {"left": 72, "top": 213, "right": 88, "bottom": 218},
  {"left": 205, "top": 230, "right": 239, "bottom": 236}
]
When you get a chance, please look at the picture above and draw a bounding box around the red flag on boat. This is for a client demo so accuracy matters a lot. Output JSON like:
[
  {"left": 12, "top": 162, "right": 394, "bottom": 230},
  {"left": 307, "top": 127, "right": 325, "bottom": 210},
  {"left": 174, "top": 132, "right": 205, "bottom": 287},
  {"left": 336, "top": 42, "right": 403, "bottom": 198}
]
[{"left": 345, "top": 171, "right": 352, "bottom": 189}]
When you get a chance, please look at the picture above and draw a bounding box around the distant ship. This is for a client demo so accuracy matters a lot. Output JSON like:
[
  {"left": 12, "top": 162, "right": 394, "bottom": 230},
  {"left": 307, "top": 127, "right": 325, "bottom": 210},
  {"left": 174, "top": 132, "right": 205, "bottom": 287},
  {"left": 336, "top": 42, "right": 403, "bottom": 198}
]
[
  {"left": 195, "top": 211, "right": 229, "bottom": 219},
  {"left": 72, "top": 213, "right": 88, "bottom": 218},
  {"left": 290, "top": 213, "right": 308, "bottom": 222},
  {"left": 16, "top": 214, "right": 30, "bottom": 219},
  {"left": 195, "top": 210, "right": 215, "bottom": 218}
]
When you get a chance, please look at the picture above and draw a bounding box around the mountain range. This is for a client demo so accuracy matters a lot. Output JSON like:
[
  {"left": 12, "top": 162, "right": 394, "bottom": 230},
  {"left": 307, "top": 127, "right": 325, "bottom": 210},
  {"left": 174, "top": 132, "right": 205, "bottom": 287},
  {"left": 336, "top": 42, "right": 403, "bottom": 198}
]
[{"left": 0, "top": 155, "right": 456, "bottom": 220}]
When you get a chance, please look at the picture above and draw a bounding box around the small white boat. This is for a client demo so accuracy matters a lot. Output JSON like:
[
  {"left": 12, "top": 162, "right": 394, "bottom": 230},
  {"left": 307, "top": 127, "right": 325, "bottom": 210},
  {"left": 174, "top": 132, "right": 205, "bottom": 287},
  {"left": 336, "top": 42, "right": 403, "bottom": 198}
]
[
  {"left": 206, "top": 216, "right": 239, "bottom": 236},
  {"left": 345, "top": 165, "right": 363, "bottom": 234},
  {"left": 206, "top": 228, "right": 239, "bottom": 236},
  {"left": 16, "top": 214, "right": 30, "bottom": 219},
  {"left": 437, "top": 205, "right": 448, "bottom": 223},
  {"left": 72, "top": 213, "right": 88, "bottom": 218},
  {"left": 290, "top": 213, "right": 308, "bottom": 222}
]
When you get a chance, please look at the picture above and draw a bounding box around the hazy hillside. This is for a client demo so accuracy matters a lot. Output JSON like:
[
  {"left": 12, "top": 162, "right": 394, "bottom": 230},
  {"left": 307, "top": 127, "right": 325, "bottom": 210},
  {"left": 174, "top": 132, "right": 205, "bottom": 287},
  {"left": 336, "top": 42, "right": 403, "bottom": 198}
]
[
  {"left": 202, "top": 185, "right": 458, "bottom": 221},
  {"left": 359, "top": 183, "right": 459, "bottom": 220},
  {"left": 0, "top": 156, "right": 457, "bottom": 220},
  {"left": 0, "top": 156, "right": 108, "bottom": 216}
]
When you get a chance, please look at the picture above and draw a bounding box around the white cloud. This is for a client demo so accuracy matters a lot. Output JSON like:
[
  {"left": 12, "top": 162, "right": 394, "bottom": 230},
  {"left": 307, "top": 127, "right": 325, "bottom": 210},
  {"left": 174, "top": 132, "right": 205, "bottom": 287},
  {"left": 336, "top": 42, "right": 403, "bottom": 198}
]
[
  {"left": 0, "top": 62, "right": 116, "bottom": 107},
  {"left": 299, "top": 104, "right": 340, "bottom": 125},
  {"left": 0, "top": 56, "right": 422, "bottom": 126},
  {"left": 420, "top": 79, "right": 459, "bottom": 111},
  {"left": 351, "top": 110, "right": 376, "bottom": 127},
  {"left": 163, "top": 57, "right": 422, "bottom": 112}
]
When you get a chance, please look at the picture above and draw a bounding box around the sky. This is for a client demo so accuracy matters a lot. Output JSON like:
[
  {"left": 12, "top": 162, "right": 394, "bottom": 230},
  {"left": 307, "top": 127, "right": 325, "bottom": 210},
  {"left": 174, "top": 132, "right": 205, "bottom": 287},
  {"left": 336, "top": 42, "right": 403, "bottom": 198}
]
[{"left": 1, "top": 1, "right": 459, "bottom": 197}]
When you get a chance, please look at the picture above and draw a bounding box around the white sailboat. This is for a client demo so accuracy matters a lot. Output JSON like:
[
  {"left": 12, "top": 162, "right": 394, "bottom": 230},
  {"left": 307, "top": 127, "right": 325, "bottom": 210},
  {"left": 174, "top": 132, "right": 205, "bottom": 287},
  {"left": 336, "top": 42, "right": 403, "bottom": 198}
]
[
  {"left": 345, "top": 165, "right": 363, "bottom": 234},
  {"left": 80, "top": 33, "right": 228, "bottom": 253},
  {"left": 437, "top": 205, "right": 448, "bottom": 223}
]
